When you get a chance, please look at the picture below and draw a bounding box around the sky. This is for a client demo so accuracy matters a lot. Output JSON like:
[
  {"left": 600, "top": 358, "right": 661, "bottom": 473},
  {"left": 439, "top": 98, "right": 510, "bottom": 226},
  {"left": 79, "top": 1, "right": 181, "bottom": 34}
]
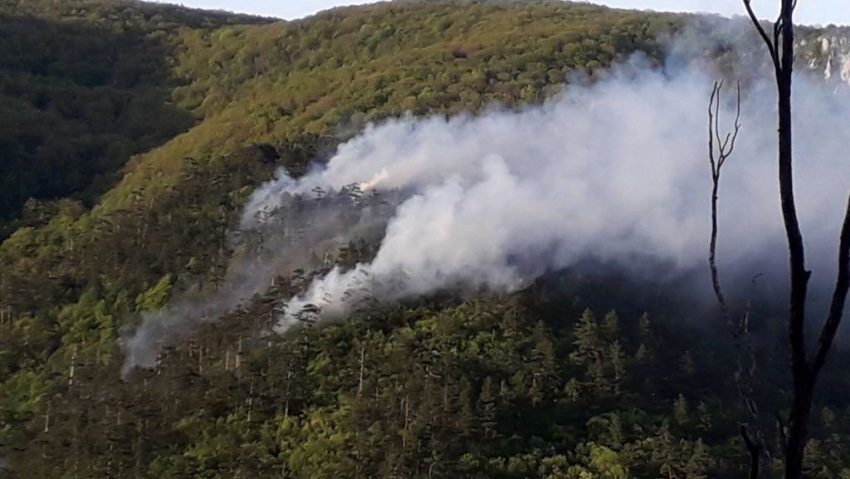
[{"left": 147, "top": 0, "right": 849, "bottom": 26}]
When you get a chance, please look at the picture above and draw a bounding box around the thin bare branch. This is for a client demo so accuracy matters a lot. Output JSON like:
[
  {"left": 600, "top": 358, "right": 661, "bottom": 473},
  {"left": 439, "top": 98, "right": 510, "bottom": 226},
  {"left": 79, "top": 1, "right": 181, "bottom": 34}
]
[
  {"left": 743, "top": 0, "right": 780, "bottom": 69},
  {"left": 708, "top": 81, "right": 731, "bottom": 321},
  {"left": 708, "top": 80, "right": 746, "bottom": 329},
  {"left": 708, "top": 80, "right": 767, "bottom": 478}
]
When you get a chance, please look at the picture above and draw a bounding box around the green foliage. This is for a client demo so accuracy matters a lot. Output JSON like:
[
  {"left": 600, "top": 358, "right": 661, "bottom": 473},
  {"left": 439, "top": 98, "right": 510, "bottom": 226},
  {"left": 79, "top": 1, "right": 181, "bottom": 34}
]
[
  {"left": 2, "top": 1, "right": 850, "bottom": 477},
  {"left": 0, "top": 0, "right": 270, "bottom": 232},
  {"left": 135, "top": 275, "right": 173, "bottom": 312}
]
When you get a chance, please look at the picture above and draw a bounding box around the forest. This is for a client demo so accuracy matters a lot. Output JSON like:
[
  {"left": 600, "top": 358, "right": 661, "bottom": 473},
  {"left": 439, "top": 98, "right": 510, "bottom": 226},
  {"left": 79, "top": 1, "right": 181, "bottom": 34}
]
[{"left": 2, "top": 0, "right": 850, "bottom": 477}]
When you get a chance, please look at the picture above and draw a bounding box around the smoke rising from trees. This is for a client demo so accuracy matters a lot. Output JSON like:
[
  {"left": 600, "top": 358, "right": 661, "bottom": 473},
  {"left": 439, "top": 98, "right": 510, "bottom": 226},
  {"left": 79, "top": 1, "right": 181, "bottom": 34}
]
[
  {"left": 122, "top": 53, "right": 850, "bottom": 375},
  {"left": 264, "top": 67, "right": 850, "bottom": 325}
]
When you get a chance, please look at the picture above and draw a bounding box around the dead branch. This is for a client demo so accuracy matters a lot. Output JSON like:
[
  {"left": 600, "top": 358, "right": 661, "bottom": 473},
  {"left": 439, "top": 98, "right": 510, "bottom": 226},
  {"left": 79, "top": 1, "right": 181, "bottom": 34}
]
[
  {"left": 708, "top": 80, "right": 742, "bottom": 325},
  {"left": 708, "top": 80, "right": 771, "bottom": 478}
]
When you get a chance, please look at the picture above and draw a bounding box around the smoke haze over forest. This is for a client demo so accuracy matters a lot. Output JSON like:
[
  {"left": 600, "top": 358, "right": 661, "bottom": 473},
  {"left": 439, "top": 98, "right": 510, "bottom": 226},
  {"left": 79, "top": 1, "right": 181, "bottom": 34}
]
[{"left": 123, "top": 36, "right": 850, "bottom": 372}]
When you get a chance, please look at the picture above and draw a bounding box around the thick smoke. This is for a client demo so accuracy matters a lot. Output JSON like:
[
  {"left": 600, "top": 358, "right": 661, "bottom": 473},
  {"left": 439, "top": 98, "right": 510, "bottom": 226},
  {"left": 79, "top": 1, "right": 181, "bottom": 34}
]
[
  {"left": 122, "top": 43, "right": 850, "bottom": 376},
  {"left": 259, "top": 69, "right": 850, "bottom": 330}
]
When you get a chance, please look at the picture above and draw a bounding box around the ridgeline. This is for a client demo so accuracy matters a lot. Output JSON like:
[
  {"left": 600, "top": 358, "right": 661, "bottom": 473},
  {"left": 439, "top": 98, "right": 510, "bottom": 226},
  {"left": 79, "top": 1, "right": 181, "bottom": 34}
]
[{"left": 2, "top": 1, "right": 850, "bottom": 477}]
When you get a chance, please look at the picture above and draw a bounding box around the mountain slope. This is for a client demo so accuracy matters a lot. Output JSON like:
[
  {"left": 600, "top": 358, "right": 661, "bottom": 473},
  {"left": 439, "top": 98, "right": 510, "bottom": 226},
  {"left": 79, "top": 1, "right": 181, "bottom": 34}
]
[
  {"left": 2, "top": 1, "right": 850, "bottom": 478},
  {"left": 0, "top": 0, "right": 683, "bottom": 381},
  {"left": 0, "top": 0, "right": 270, "bottom": 233}
]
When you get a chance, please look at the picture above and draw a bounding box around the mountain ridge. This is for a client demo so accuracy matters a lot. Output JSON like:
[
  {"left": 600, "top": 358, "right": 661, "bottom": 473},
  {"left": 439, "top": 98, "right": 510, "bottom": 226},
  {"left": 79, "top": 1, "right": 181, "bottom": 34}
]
[{"left": 2, "top": 1, "right": 850, "bottom": 477}]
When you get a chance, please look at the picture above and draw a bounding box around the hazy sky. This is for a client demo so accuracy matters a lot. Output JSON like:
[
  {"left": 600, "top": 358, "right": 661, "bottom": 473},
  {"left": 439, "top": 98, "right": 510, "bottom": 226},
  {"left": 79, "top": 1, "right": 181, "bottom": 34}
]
[{"left": 147, "top": 0, "right": 848, "bottom": 25}]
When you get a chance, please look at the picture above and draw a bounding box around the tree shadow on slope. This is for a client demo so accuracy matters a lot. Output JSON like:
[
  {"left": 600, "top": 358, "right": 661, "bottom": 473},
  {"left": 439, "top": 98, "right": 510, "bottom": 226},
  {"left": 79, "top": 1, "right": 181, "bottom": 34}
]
[{"left": 0, "top": 13, "right": 196, "bottom": 236}]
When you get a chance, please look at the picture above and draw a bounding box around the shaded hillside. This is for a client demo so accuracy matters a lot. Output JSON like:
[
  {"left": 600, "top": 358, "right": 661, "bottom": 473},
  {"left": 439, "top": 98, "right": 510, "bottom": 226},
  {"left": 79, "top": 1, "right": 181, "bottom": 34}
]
[
  {"left": 2, "top": 1, "right": 850, "bottom": 478},
  {"left": 0, "top": 13, "right": 192, "bottom": 233},
  {"left": 0, "top": 0, "right": 270, "bottom": 234}
]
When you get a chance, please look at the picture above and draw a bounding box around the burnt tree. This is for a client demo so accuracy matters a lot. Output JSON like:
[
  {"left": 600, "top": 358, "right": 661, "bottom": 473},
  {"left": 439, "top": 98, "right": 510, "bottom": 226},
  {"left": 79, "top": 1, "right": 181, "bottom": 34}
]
[
  {"left": 708, "top": 81, "right": 770, "bottom": 479},
  {"left": 739, "top": 1, "right": 850, "bottom": 478}
]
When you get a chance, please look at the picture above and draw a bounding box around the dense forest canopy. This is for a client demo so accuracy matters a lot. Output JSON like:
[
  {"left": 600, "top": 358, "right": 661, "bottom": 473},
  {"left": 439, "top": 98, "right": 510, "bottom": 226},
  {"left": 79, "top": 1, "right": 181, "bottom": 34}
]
[
  {"left": 0, "top": 1, "right": 269, "bottom": 233},
  {"left": 2, "top": 1, "right": 850, "bottom": 477}
]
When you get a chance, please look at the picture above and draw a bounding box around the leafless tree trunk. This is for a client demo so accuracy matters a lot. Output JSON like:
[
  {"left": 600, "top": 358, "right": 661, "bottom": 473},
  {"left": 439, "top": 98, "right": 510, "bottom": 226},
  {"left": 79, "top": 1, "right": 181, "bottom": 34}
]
[
  {"left": 741, "top": 1, "right": 850, "bottom": 478},
  {"left": 708, "top": 81, "right": 742, "bottom": 327},
  {"left": 707, "top": 81, "right": 768, "bottom": 479}
]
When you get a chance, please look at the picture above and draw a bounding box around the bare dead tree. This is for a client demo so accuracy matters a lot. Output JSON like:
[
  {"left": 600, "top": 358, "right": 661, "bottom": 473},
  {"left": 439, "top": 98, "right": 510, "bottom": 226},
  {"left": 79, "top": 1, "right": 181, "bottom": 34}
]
[
  {"left": 707, "top": 81, "right": 768, "bottom": 479},
  {"left": 740, "top": 1, "right": 850, "bottom": 478},
  {"left": 708, "top": 80, "right": 742, "bottom": 326}
]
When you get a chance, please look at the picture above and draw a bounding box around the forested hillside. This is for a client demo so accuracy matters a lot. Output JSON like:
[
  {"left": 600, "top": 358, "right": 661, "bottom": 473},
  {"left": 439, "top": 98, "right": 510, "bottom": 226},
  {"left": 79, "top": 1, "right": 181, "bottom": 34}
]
[
  {"left": 2, "top": 1, "right": 850, "bottom": 477},
  {"left": 0, "top": 0, "right": 269, "bottom": 236}
]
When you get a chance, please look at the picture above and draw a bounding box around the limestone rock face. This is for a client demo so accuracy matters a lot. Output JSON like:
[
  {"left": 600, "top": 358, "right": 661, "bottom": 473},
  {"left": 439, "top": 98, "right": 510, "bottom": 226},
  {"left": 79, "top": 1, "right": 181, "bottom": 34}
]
[{"left": 798, "top": 30, "right": 850, "bottom": 86}]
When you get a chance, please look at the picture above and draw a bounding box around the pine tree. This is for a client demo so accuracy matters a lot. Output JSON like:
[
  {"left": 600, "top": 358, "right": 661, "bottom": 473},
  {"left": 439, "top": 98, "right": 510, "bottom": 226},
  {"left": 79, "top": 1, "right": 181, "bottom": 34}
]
[
  {"left": 697, "top": 402, "right": 712, "bottom": 432},
  {"left": 608, "top": 341, "right": 626, "bottom": 395},
  {"left": 477, "top": 377, "right": 497, "bottom": 439},
  {"left": 637, "top": 312, "right": 655, "bottom": 362},
  {"left": 684, "top": 439, "right": 712, "bottom": 479},
  {"left": 602, "top": 310, "right": 619, "bottom": 341},
  {"left": 571, "top": 309, "right": 601, "bottom": 366}
]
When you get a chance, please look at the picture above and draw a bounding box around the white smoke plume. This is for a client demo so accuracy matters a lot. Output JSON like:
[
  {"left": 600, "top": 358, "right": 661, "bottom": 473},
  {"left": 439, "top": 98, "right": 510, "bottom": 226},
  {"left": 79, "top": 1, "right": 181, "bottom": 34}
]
[
  {"left": 121, "top": 36, "right": 850, "bottom": 375},
  {"left": 121, "top": 183, "right": 400, "bottom": 376},
  {"left": 253, "top": 68, "right": 850, "bottom": 331}
]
